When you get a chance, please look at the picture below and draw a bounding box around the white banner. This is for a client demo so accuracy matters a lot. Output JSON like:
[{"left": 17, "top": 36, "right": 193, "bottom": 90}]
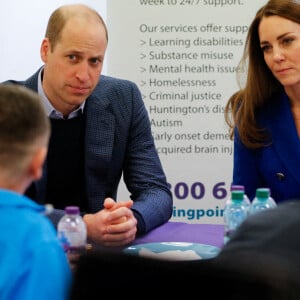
[{"left": 106, "top": 0, "right": 266, "bottom": 224}]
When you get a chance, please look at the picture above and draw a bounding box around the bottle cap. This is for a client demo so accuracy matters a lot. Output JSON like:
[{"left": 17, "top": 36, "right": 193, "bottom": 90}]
[
  {"left": 230, "top": 185, "right": 245, "bottom": 191},
  {"left": 256, "top": 188, "right": 270, "bottom": 199},
  {"left": 65, "top": 206, "right": 80, "bottom": 215},
  {"left": 231, "top": 190, "right": 244, "bottom": 201}
]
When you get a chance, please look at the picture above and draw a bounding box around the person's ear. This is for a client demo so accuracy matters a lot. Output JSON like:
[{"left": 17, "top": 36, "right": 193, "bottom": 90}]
[
  {"left": 40, "top": 38, "right": 50, "bottom": 63},
  {"left": 29, "top": 147, "right": 47, "bottom": 180}
]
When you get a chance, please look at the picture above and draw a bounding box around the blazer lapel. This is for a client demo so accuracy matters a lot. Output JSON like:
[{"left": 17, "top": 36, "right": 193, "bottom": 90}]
[
  {"left": 268, "top": 92, "right": 300, "bottom": 182},
  {"left": 85, "top": 93, "right": 115, "bottom": 174}
]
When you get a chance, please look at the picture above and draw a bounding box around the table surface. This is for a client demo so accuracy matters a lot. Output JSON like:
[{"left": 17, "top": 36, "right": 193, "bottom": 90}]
[{"left": 132, "top": 221, "right": 225, "bottom": 248}]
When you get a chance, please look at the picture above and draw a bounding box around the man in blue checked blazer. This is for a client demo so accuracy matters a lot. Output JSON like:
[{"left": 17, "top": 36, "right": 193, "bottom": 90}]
[{"left": 4, "top": 4, "right": 172, "bottom": 247}]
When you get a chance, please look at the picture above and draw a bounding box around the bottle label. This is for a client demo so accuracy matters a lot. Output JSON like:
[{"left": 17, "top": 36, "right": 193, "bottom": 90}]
[{"left": 58, "top": 231, "right": 86, "bottom": 254}]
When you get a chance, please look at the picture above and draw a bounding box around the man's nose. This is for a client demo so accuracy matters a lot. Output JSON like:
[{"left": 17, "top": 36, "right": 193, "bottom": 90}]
[{"left": 75, "top": 61, "right": 90, "bottom": 81}]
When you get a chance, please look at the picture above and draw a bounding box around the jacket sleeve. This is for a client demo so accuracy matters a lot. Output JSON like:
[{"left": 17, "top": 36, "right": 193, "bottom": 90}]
[{"left": 120, "top": 80, "right": 173, "bottom": 233}]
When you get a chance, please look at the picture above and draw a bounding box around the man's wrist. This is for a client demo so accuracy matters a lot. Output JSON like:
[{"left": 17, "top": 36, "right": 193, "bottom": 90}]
[{"left": 132, "top": 209, "right": 146, "bottom": 236}]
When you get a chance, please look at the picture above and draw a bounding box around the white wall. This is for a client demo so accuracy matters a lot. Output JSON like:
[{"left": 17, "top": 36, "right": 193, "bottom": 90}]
[{"left": 0, "top": 0, "right": 107, "bottom": 81}]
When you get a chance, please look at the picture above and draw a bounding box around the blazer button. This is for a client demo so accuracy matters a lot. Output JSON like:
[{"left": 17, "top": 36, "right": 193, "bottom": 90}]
[{"left": 276, "top": 172, "right": 285, "bottom": 181}]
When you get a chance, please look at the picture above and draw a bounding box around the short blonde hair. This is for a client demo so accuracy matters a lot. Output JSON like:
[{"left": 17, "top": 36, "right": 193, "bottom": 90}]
[{"left": 45, "top": 4, "right": 108, "bottom": 51}]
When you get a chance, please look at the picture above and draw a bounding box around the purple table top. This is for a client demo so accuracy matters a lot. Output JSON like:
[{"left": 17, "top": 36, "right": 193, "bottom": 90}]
[{"left": 132, "top": 221, "right": 225, "bottom": 248}]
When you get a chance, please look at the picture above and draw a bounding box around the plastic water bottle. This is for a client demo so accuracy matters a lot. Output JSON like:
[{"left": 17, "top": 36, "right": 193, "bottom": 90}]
[
  {"left": 223, "top": 190, "right": 249, "bottom": 244},
  {"left": 57, "top": 206, "right": 87, "bottom": 255},
  {"left": 249, "top": 188, "right": 277, "bottom": 216},
  {"left": 229, "top": 185, "right": 251, "bottom": 213}
]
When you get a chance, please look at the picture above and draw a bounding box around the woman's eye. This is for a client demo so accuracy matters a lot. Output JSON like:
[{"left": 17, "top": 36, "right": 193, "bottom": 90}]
[
  {"left": 261, "top": 45, "right": 271, "bottom": 52},
  {"left": 282, "top": 37, "right": 294, "bottom": 45}
]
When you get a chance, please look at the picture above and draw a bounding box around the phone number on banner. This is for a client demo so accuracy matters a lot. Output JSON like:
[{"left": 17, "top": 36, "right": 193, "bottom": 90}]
[{"left": 169, "top": 181, "right": 229, "bottom": 200}]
